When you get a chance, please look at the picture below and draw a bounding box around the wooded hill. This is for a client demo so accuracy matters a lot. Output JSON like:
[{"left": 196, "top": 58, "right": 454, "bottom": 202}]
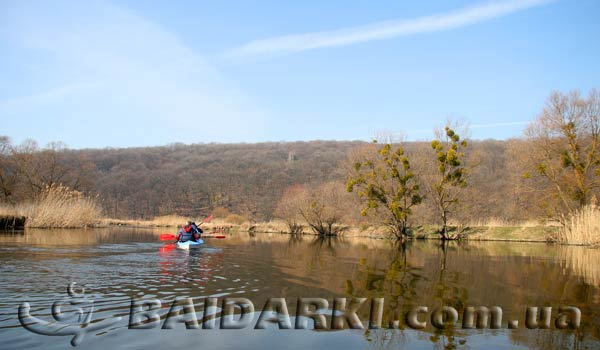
[{"left": 0, "top": 137, "right": 555, "bottom": 223}]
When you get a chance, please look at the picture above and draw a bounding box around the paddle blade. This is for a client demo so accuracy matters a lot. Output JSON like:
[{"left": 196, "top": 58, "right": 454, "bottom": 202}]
[
  {"left": 160, "top": 234, "right": 176, "bottom": 240},
  {"left": 201, "top": 215, "right": 214, "bottom": 223},
  {"left": 203, "top": 235, "right": 226, "bottom": 239}
]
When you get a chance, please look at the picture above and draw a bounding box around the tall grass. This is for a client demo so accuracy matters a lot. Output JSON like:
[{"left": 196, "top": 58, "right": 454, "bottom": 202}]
[
  {"left": 558, "top": 204, "right": 600, "bottom": 245},
  {"left": 21, "top": 184, "right": 102, "bottom": 228}
]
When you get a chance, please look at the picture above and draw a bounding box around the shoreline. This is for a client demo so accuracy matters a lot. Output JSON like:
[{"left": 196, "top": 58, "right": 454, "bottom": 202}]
[
  {"left": 4, "top": 215, "right": 586, "bottom": 245},
  {"left": 101, "top": 219, "right": 560, "bottom": 244}
]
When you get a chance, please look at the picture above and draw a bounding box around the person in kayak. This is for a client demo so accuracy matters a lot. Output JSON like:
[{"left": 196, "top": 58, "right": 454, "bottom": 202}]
[{"left": 176, "top": 220, "right": 203, "bottom": 242}]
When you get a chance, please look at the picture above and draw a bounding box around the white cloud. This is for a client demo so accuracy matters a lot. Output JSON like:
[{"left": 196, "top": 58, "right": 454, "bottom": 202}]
[
  {"left": 0, "top": 0, "right": 267, "bottom": 147},
  {"left": 0, "top": 83, "right": 91, "bottom": 109},
  {"left": 225, "top": 0, "right": 555, "bottom": 60}
]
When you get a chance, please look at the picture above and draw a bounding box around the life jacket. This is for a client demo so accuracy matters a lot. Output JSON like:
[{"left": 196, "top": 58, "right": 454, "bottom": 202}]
[
  {"left": 178, "top": 228, "right": 193, "bottom": 242},
  {"left": 184, "top": 223, "right": 202, "bottom": 234},
  {"left": 179, "top": 224, "right": 200, "bottom": 242}
]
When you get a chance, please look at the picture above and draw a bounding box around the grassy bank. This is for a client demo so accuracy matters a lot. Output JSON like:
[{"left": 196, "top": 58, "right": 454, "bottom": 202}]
[
  {"left": 102, "top": 215, "right": 190, "bottom": 228},
  {"left": 410, "top": 225, "right": 558, "bottom": 242},
  {"left": 0, "top": 198, "right": 578, "bottom": 245},
  {"left": 103, "top": 216, "right": 290, "bottom": 234},
  {"left": 103, "top": 216, "right": 560, "bottom": 243},
  {"left": 0, "top": 204, "right": 565, "bottom": 243}
]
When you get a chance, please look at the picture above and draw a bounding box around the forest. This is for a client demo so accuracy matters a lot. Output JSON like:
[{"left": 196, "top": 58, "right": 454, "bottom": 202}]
[
  {"left": 0, "top": 138, "right": 538, "bottom": 221},
  {"left": 1, "top": 90, "right": 599, "bottom": 240}
]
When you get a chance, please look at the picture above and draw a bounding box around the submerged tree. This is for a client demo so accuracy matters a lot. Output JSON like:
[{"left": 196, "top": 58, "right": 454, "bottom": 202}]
[
  {"left": 347, "top": 142, "right": 422, "bottom": 239},
  {"left": 525, "top": 89, "right": 600, "bottom": 218},
  {"left": 427, "top": 126, "right": 468, "bottom": 240}
]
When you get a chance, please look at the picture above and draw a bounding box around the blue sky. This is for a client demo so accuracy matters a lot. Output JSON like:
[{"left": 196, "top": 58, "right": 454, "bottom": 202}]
[{"left": 0, "top": 0, "right": 599, "bottom": 148}]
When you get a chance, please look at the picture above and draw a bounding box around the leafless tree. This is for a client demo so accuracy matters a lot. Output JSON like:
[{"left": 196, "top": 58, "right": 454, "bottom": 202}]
[
  {"left": 299, "top": 182, "right": 349, "bottom": 236},
  {"left": 524, "top": 89, "right": 600, "bottom": 218},
  {"left": 274, "top": 184, "right": 306, "bottom": 234}
]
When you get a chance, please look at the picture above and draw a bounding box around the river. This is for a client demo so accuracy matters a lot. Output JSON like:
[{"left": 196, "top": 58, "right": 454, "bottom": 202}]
[{"left": 1, "top": 228, "right": 599, "bottom": 349}]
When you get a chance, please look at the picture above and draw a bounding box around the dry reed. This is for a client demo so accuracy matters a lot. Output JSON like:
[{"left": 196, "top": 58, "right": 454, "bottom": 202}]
[
  {"left": 21, "top": 184, "right": 102, "bottom": 228},
  {"left": 558, "top": 204, "right": 600, "bottom": 245},
  {"left": 460, "top": 217, "right": 542, "bottom": 228}
]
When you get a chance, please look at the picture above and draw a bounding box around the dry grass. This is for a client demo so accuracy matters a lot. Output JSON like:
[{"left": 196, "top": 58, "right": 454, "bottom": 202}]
[
  {"left": 225, "top": 214, "right": 247, "bottom": 225},
  {"left": 558, "top": 205, "right": 600, "bottom": 245},
  {"left": 148, "top": 215, "right": 188, "bottom": 226},
  {"left": 0, "top": 204, "right": 23, "bottom": 217},
  {"left": 103, "top": 214, "right": 188, "bottom": 227},
  {"left": 12, "top": 184, "right": 102, "bottom": 228},
  {"left": 459, "top": 217, "right": 543, "bottom": 228}
]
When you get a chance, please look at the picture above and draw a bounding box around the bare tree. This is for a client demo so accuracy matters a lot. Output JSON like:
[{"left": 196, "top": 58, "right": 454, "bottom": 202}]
[
  {"left": 300, "top": 182, "right": 349, "bottom": 236},
  {"left": 274, "top": 184, "right": 306, "bottom": 234},
  {"left": 0, "top": 136, "right": 16, "bottom": 201},
  {"left": 525, "top": 89, "right": 600, "bottom": 218},
  {"left": 1, "top": 139, "right": 96, "bottom": 202}
]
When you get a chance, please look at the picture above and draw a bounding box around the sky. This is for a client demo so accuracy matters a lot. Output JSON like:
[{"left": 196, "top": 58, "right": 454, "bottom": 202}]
[{"left": 0, "top": 0, "right": 599, "bottom": 149}]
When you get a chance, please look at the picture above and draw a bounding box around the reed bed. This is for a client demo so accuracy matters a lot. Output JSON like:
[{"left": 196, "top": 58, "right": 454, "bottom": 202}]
[
  {"left": 558, "top": 205, "right": 600, "bottom": 245},
  {"left": 20, "top": 184, "right": 102, "bottom": 228}
]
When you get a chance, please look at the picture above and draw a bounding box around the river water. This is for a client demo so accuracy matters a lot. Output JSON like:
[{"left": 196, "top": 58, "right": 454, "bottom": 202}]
[{"left": 0, "top": 228, "right": 599, "bottom": 349}]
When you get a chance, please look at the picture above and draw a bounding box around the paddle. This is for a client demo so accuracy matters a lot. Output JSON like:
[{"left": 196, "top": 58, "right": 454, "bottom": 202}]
[
  {"left": 159, "top": 214, "right": 221, "bottom": 241},
  {"left": 201, "top": 215, "right": 214, "bottom": 224},
  {"left": 160, "top": 233, "right": 226, "bottom": 240}
]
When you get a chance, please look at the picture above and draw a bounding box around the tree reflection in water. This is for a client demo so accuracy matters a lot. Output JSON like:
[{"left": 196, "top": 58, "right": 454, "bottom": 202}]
[{"left": 345, "top": 241, "right": 473, "bottom": 349}]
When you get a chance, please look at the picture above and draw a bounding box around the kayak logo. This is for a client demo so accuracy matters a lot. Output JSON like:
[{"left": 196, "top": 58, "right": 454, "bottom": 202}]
[{"left": 18, "top": 283, "right": 122, "bottom": 346}]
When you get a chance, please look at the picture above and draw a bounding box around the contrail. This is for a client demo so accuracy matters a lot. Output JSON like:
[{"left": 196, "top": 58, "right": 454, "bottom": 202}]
[{"left": 225, "top": 0, "right": 555, "bottom": 60}]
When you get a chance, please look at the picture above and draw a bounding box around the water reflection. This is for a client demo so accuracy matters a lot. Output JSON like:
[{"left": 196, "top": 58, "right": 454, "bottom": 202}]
[{"left": 0, "top": 229, "right": 598, "bottom": 349}]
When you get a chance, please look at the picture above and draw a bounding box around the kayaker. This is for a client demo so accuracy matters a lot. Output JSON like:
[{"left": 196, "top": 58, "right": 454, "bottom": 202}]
[
  {"left": 189, "top": 220, "right": 203, "bottom": 237},
  {"left": 176, "top": 221, "right": 203, "bottom": 242}
]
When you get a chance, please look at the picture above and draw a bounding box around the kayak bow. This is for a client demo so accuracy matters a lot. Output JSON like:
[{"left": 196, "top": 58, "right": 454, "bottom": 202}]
[{"left": 175, "top": 239, "right": 204, "bottom": 250}]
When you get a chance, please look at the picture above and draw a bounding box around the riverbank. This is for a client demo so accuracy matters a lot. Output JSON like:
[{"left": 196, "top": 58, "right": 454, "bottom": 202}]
[
  {"left": 0, "top": 215, "right": 26, "bottom": 230},
  {"left": 101, "top": 217, "right": 559, "bottom": 243},
  {"left": 0, "top": 209, "right": 564, "bottom": 244}
]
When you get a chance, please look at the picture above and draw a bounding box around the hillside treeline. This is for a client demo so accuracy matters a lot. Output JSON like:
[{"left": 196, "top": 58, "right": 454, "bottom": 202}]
[
  {"left": 0, "top": 140, "right": 359, "bottom": 220},
  {"left": 0, "top": 138, "right": 556, "bottom": 222}
]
